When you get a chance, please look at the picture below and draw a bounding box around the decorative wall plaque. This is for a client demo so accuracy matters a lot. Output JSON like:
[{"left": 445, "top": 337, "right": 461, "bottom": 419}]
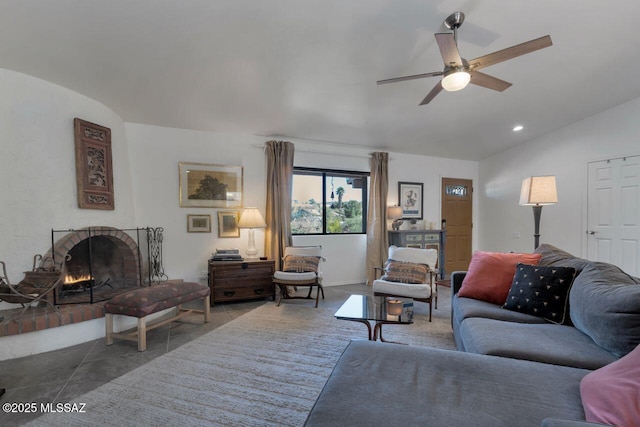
[{"left": 74, "top": 118, "right": 114, "bottom": 210}]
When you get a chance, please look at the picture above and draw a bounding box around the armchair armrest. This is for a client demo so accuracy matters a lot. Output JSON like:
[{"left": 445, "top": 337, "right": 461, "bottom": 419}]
[{"left": 373, "top": 266, "right": 385, "bottom": 280}]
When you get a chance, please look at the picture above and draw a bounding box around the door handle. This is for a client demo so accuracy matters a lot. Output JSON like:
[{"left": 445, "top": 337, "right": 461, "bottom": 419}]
[{"left": 586, "top": 230, "right": 597, "bottom": 235}]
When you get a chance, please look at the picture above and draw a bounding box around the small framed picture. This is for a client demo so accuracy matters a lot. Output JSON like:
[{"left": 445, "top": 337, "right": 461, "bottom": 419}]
[
  {"left": 187, "top": 214, "right": 211, "bottom": 233},
  {"left": 398, "top": 182, "right": 423, "bottom": 219},
  {"left": 218, "top": 211, "right": 240, "bottom": 238}
]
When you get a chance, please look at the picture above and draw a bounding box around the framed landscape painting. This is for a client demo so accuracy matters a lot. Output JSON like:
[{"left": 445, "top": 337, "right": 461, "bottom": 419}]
[
  {"left": 398, "top": 182, "right": 423, "bottom": 219},
  {"left": 179, "top": 162, "right": 243, "bottom": 208}
]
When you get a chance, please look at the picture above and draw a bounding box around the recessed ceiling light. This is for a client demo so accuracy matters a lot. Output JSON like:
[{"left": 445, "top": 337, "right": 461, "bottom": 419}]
[{"left": 512, "top": 125, "right": 524, "bottom": 132}]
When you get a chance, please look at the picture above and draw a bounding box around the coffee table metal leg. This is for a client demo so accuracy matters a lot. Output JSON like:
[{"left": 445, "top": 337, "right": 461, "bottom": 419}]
[
  {"left": 374, "top": 321, "right": 407, "bottom": 344},
  {"left": 350, "top": 319, "right": 373, "bottom": 340}
]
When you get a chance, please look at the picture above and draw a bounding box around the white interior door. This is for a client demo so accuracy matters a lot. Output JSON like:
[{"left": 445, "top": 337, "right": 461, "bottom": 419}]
[{"left": 587, "top": 155, "right": 640, "bottom": 276}]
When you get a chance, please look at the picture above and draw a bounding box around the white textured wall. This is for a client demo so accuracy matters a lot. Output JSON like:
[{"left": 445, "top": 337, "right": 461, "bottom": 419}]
[
  {"left": 0, "top": 69, "right": 136, "bottom": 359},
  {"left": 478, "top": 97, "right": 640, "bottom": 255},
  {"left": 125, "top": 123, "right": 267, "bottom": 284},
  {"left": 126, "top": 132, "right": 480, "bottom": 286},
  {"left": 0, "top": 69, "right": 136, "bottom": 281}
]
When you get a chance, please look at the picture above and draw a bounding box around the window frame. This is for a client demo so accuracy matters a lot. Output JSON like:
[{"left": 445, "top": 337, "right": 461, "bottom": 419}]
[{"left": 291, "top": 167, "right": 369, "bottom": 236}]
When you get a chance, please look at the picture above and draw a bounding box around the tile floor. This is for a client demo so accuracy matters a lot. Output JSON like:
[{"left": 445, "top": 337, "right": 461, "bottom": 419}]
[{"left": 0, "top": 283, "right": 372, "bottom": 426}]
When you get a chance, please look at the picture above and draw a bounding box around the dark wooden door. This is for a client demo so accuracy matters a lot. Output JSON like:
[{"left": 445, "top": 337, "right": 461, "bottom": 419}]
[{"left": 441, "top": 178, "right": 473, "bottom": 274}]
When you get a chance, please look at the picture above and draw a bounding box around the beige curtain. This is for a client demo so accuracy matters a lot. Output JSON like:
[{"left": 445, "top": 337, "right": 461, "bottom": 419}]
[
  {"left": 264, "top": 140, "right": 295, "bottom": 270},
  {"left": 366, "top": 152, "right": 389, "bottom": 285}
]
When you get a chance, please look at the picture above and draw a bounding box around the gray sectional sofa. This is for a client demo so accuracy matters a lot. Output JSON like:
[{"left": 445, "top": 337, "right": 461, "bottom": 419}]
[{"left": 306, "top": 244, "right": 640, "bottom": 427}]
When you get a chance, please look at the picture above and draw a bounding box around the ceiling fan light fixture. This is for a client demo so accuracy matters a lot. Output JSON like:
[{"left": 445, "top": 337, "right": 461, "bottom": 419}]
[{"left": 441, "top": 70, "right": 470, "bottom": 92}]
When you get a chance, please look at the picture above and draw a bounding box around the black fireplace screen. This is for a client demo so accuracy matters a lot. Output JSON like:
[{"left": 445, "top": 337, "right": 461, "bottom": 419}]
[{"left": 50, "top": 227, "right": 166, "bottom": 305}]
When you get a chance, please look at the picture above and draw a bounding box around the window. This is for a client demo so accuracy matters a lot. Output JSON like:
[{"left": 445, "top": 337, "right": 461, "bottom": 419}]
[{"left": 291, "top": 168, "right": 368, "bottom": 235}]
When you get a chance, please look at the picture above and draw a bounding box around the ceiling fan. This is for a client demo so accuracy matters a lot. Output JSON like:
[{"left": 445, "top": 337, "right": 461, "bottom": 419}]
[{"left": 377, "top": 12, "right": 552, "bottom": 105}]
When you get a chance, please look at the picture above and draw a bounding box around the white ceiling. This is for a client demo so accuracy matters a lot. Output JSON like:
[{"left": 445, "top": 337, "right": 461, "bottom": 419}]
[{"left": 2, "top": 0, "right": 640, "bottom": 161}]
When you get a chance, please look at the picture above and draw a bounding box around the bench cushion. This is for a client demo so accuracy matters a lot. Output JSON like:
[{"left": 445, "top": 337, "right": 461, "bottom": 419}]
[{"left": 104, "top": 281, "right": 210, "bottom": 318}]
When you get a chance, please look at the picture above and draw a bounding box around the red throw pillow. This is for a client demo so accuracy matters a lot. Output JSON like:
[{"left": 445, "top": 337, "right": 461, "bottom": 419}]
[{"left": 458, "top": 251, "right": 542, "bottom": 305}]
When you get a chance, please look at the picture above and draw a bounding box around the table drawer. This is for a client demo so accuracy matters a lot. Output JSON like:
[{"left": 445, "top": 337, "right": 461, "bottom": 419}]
[{"left": 214, "top": 284, "right": 274, "bottom": 302}]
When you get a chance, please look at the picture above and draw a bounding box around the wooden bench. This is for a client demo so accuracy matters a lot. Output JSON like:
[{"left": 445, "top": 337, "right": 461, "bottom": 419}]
[{"left": 104, "top": 280, "right": 210, "bottom": 351}]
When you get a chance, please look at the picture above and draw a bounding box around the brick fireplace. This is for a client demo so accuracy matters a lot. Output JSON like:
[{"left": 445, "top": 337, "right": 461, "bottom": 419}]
[
  {"left": 0, "top": 226, "right": 162, "bottom": 338},
  {"left": 47, "top": 226, "right": 142, "bottom": 305}
]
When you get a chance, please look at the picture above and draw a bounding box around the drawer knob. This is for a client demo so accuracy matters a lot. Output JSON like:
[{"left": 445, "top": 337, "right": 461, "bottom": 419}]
[
  {"left": 223, "top": 290, "right": 236, "bottom": 297},
  {"left": 254, "top": 288, "right": 264, "bottom": 295}
]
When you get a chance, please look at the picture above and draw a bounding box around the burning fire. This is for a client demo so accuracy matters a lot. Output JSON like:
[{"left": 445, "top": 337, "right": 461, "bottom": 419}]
[{"left": 64, "top": 274, "right": 92, "bottom": 285}]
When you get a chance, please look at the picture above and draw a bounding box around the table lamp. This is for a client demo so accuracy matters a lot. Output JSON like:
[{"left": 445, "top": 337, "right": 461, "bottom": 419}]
[
  {"left": 387, "top": 205, "right": 403, "bottom": 231},
  {"left": 237, "top": 207, "right": 266, "bottom": 259}
]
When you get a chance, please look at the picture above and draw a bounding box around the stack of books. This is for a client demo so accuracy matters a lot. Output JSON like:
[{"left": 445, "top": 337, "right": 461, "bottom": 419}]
[{"left": 211, "top": 249, "right": 243, "bottom": 261}]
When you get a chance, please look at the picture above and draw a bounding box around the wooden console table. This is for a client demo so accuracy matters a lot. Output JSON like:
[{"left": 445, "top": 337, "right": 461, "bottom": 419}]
[
  {"left": 388, "top": 230, "right": 446, "bottom": 279},
  {"left": 208, "top": 259, "right": 275, "bottom": 306}
]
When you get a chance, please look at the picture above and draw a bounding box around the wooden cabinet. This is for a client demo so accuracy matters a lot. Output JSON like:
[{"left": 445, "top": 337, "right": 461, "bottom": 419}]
[
  {"left": 208, "top": 259, "right": 275, "bottom": 306},
  {"left": 388, "top": 230, "right": 446, "bottom": 279}
]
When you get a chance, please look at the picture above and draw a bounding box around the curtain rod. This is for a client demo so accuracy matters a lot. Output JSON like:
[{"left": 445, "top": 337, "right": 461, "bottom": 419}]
[{"left": 252, "top": 143, "right": 391, "bottom": 160}]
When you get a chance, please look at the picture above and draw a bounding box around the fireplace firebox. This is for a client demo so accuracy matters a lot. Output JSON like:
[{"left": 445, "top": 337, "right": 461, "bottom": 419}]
[{"left": 44, "top": 226, "right": 166, "bottom": 305}]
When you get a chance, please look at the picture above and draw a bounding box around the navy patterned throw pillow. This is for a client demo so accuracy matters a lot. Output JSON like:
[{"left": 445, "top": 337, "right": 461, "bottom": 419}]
[{"left": 503, "top": 263, "right": 577, "bottom": 325}]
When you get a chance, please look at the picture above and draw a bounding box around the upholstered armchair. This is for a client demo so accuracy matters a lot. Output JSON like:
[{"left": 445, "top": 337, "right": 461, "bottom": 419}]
[
  {"left": 272, "top": 246, "right": 325, "bottom": 307},
  {"left": 372, "top": 246, "right": 438, "bottom": 321}
]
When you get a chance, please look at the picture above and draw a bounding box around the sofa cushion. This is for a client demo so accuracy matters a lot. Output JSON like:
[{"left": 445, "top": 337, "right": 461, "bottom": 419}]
[
  {"left": 306, "top": 340, "right": 590, "bottom": 427},
  {"left": 458, "top": 317, "right": 618, "bottom": 369},
  {"left": 453, "top": 295, "right": 547, "bottom": 325},
  {"left": 580, "top": 343, "right": 640, "bottom": 426},
  {"left": 503, "top": 263, "right": 576, "bottom": 325},
  {"left": 452, "top": 296, "right": 547, "bottom": 352},
  {"left": 282, "top": 255, "right": 320, "bottom": 272},
  {"left": 569, "top": 263, "right": 640, "bottom": 358},
  {"left": 382, "top": 260, "right": 428, "bottom": 284},
  {"left": 535, "top": 244, "right": 593, "bottom": 273},
  {"left": 458, "top": 251, "right": 542, "bottom": 305}
]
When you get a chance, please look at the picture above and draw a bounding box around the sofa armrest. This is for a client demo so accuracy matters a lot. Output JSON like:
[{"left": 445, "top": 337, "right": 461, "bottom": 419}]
[{"left": 451, "top": 271, "right": 467, "bottom": 294}]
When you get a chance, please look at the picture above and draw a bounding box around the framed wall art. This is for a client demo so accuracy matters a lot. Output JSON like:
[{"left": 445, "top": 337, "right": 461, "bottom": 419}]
[
  {"left": 218, "top": 211, "right": 240, "bottom": 238},
  {"left": 398, "top": 182, "right": 423, "bottom": 219},
  {"left": 74, "top": 118, "right": 114, "bottom": 210},
  {"left": 187, "top": 215, "right": 211, "bottom": 233},
  {"left": 187, "top": 214, "right": 211, "bottom": 233},
  {"left": 179, "top": 162, "right": 243, "bottom": 208}
]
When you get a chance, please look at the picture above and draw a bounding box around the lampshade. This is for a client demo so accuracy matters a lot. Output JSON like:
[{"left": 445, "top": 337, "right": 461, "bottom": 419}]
[
  {"left": 519, "top": 176, "right": 558, "bottom": 206},
  {"left": 441, "top": 70, "right": 471, "bottom": 92},
  {"left": 237, "top": 207, "right": 266, "bottom": 229},
  {"left": 387, "top": 205, "right": 403, "bottom": 220}
]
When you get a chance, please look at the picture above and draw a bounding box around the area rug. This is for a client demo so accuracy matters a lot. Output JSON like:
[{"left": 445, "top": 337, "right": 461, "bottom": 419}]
[{"left": 28, "top": 294, "right": 455, "bottom": 426}]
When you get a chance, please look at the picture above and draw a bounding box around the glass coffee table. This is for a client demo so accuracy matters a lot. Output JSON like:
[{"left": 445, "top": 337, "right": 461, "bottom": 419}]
[{"left": 334, "top": 294, "right": 413, "bottom": 342}]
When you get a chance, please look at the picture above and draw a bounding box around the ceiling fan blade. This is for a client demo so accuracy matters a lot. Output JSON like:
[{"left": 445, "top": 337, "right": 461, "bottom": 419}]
[
  {"left": 469, "top": 71, "right": 512, "bottom": 92},
  {"left": 419, "top": 82, "right": 443, "bottom": 105},
  {"left": 435, "top": 33, "right": 463, "bottom": 67},
  {"left": 469, "top": 35, "right": 552, "bottom": 71},
  {"left": 377, "top": 71, "right": 443, "bottom": 85}
]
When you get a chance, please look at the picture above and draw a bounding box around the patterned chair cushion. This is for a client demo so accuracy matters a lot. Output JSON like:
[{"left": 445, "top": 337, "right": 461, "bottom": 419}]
[
  {"left": 382, "top": 260, "right": 428, "bottom": 284},
  {"left": 104, "top": 281, "right": 210, "bottom": 318},
  {"left": 282, "top": 255, "right": 321, "bottom": 273}
]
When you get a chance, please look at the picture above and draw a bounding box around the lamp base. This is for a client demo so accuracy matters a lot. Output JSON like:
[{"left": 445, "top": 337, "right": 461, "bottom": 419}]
[
  {"left": 532, "top": 205, "right": 543, "bottom": 250},
  {"left": 245, "top": 228, "right": 259, "bottom": 259},
  {"left": 391, "top": 219, "right": 403, "bottom": 231}
]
